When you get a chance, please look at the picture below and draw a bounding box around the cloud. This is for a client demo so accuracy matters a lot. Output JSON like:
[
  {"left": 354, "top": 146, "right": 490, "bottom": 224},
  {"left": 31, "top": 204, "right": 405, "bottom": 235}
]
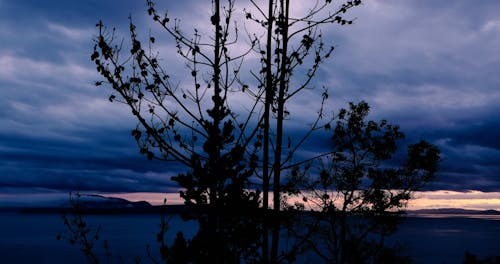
[
  {"left": 0, "top": 145, "right": 182, "bottom": 193},
  {"left": 0, "top": 0, "right": 499, "bottom": 196},
  {"left": 309, "top": 0, "right": 500, "bottom": 192},
  {"left": 0, "top": 53, "right": 94, "bottom": 89},
  {"left": 482, "top": 19, "right": 500, "bottom": 32},
  {"left": 47, "top": 23, "right": 94, "bottom": 41}
]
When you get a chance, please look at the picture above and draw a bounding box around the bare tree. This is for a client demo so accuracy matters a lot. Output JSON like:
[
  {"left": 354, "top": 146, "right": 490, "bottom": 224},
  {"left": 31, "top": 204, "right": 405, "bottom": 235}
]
[
  {"left": 244, "top": 1, "right": 361, "bottom": 261},
  {"left": 87, "top": 0, "right": 441, "bottom": 263}
]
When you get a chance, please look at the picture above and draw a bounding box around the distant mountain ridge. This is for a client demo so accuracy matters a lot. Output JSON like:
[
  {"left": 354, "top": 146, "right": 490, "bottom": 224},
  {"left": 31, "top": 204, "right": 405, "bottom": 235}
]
[
  {"left": 66, "top": 194, "right": 152, "bottom": 209},
  {"left": 14, "top": 194, "right": 190, "bottom": 215},
  {"left": 6, "top": 194, "right": 499, "bottom": 216},
  {"left": 408, "top": 208, "right": 500, "bottom": 215},
  {"left": 9, "top": 194, "right": 256, "bottom": 216}
]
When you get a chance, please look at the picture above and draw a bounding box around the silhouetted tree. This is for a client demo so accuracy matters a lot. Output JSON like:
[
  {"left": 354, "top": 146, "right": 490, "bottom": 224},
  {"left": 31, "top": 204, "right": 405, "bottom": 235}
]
[
  {"left": 91, "top": 0, "right": 363, "bottom": 262},
  {"left": 249, "top": 1, "right": 362, "bottom": 260},
  {"left": 463, "top": 252, "right": 500, "bottom": 264},
  {"left": 57, "top": 193, "right": 112, "bottom": 264},
  {"left": 84, "top": 0, "right": 442, "bottom": 263},
  {"left": 286, "top": 101, "right": 440, "bottom": 263}
]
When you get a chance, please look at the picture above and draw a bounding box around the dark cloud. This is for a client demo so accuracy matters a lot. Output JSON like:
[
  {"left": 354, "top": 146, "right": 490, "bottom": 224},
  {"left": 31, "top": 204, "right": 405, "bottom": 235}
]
[
  {"left": 0, "top": 0, "right": 499, "bottom": 196},
  {"left": 0, "top": 130, "right": 184, "bottom": 193},
  {"left": 445, "top": 118, "right": 500, "bottom": 150}
]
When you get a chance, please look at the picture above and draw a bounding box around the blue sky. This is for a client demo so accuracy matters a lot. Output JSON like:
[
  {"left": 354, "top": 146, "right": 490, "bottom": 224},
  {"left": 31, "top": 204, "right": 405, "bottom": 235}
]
[{"left": 1, "top": 0, "right": 499, "bottom": 204}]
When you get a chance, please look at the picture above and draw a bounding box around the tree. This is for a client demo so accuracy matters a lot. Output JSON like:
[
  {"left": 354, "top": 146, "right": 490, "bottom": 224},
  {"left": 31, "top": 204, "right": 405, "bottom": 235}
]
[
  {"left": 286, "top": 101, "right": 440, "bottom": 263},
  {"left": 86, "top": 0, "right": 441, "bottom": 263},
  {"left": 57, "top": 193, "right": 111, "bottom": 264},
  {"left": 91, "top": 0, "right": 362, "bottom": 262},
  {"left": 463, "top": 252, "right": 500, "bottom": 264}
]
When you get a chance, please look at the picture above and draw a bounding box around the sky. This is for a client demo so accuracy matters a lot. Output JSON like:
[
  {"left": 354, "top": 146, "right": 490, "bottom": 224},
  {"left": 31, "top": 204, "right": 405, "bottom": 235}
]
[{"left": 0, "top": 0, "right": 499, "bottom": 209}]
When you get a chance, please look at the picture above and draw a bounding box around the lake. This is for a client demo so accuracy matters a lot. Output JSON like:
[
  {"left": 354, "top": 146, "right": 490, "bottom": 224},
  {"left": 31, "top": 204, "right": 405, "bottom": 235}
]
[
  {"left": 388, "top": 215, "right": 500, "bottom": 263},
  {"left": 0, "top": 212, "right": 498, "bottom": 263}
]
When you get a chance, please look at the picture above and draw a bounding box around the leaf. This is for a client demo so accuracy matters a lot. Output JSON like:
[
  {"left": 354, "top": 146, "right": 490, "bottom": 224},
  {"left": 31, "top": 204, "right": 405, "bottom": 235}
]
[
  {"left": 90, "top": 51, "right": 99, "bottom": 60},
  {"left": 131, "top": 129, "right": 142, "bottom": 140}
]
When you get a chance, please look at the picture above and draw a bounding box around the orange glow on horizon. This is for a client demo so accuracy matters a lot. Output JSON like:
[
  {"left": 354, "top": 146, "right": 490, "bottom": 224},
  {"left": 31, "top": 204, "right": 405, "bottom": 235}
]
[
  {"left": 408, "top": 190, "right": 500, "bottom": 211},
  {"left": 104, "top": 190, "right": 500, "bottom": 211},
  {"left": 102, "top": 192, "right": 185, "bottom": 205}
]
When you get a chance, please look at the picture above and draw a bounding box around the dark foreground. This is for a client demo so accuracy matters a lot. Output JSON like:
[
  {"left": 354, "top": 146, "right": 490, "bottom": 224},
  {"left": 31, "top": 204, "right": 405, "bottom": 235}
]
[{"left": 0, "top": 212, "right": 498, "bottom": 263}]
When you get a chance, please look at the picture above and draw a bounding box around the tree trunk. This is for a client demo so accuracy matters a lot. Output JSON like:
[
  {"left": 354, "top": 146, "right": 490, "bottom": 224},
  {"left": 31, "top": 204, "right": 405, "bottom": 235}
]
[
  {"left": 262, "top": 0, "right": 274, "bottom": 262},
  {"left": 271, "top": 0, "right": 289, "bottom": 261}
]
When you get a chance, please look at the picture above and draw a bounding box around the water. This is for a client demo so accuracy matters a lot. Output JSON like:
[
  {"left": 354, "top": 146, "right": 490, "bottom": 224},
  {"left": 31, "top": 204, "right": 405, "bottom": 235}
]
[
  {"left": 0, "top": 212, "right": 498, "bottom": 263},
  {"left": 0, "top": 213, "right": 198, "bottom": 263},
  {"left": 389, "top": 216, "right": 500, "bottom": 263}
]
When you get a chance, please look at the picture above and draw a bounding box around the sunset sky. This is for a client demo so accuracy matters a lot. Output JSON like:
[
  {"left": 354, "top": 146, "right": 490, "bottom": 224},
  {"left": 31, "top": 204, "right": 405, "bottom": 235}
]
[{"left": 0, "top": 0, "right": 499, "bottom": 210}]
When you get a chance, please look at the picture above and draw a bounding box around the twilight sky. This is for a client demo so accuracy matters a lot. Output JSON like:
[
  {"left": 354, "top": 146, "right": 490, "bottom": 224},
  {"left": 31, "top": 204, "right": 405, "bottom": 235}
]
[{"left": 0, "top": 0, "right": 499, "bottom": 206}]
